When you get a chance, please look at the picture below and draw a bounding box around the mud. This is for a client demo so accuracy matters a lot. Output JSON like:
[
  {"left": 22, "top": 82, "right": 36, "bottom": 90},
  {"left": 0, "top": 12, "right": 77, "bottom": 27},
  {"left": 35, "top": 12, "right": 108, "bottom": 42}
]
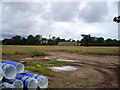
[{"left": 2, "top": 51, "right": 119, "bottom": 88}]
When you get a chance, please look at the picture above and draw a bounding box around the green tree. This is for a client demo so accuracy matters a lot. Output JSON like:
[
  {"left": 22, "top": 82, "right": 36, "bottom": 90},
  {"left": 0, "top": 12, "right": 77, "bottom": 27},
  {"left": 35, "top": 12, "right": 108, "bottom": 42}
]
[
  {"left": 113, "top": 16, "right": 120, "bottom": 23},
  {"left": 55, "top": 37, "right": 61, "bottom": 45},
  {"left": 2, "top": 39, "right": 13, "bottom": 45},
  {"left": 52, "top": 36, "right": 56, "bottom": 40},
  {"left": 97, "top": 37, "right": 104, "bottom": 43},
  {"left": 35, "top": 35, "right": 42, "bottom": 44},
  {"left": 81, "top": 34, "right": 91, "bottom": 46},
  {"left": 12, "top": 35, "right": 22, "bottom": 45},
  {"left": 21, "top": 37, "right": 27, "bottom": 45},
  {"left": 41, "top": 38, "right": 48, "bottom": 45},
  {"left": 105, "top": 38, "right": 119, "bottom": 46},
  {"left": 26, "top": 35, "right": 36, "bottom": 45}
]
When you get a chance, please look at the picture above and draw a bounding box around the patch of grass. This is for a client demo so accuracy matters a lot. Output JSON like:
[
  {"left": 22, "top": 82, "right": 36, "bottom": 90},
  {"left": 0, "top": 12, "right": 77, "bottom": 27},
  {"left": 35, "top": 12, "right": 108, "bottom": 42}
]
[
  {"left": 32, "top": 51, "right": 48, "bottom": 57},
  {"left": 85, "top": 52, "right": 118, "bottom": 56},
  {"left": 48, "top": 86, "right": 60, "bottom": 88},
  {"left": 8, "top": 59, "right": 21, "bottom": 62},
  {"left": 46, "top": 61, "right": 72, "bottom": 66},
  {"left": 26, "top": 61, "right": 48, "bottom": 67},
  {"left": 15, "top": 51, "right": 26, "bottom": 55},
  {"left": 26, "top": 61, "right": 38, "bottom": 66},
  {"left": 56, "top": 49, "right": 119, "bottom": 56},
  {"left": 25, "top": 67, "right": 53, "bottom": 75},
  {"left": 47, "top": 61, "right": 68, "bottom": 64},
  {"left": 81, "top": 77, "right": 89, "bottom": 80},
  {"left": 79, "top": 84, "right": 95, "bottom": 88},
  {"left": 85, "top": 81, "right": 95, "bottom": 84},
  {"left": 79, "top": 80, "right": 95, "bottom": 88},
  {"left": 26, "top": 61, "right": 71, "bottom": 67},
  {"left": 79, "top": 77, "right": 96, "bottom": 87},
  {"left": 25, "top": 60, "right": 72, "bottom": 75}
]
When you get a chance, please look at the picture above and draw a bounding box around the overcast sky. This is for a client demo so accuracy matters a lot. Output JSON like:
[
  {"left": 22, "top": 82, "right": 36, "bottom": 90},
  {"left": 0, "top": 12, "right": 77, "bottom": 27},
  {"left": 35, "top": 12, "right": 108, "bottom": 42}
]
[{"left": 1, "top": 1, "right": 119, "bottom": 40}]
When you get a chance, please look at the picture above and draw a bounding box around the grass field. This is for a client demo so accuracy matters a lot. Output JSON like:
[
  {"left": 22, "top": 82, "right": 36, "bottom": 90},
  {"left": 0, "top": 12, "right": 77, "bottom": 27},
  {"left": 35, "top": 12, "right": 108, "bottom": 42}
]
[{"left": 2, "top": 45, "right": 119, "bottom": 56}]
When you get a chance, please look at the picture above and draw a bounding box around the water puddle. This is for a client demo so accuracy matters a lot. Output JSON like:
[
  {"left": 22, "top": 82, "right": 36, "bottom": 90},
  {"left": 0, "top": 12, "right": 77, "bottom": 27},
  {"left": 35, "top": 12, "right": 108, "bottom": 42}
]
[
  {"left": 48, "top": 66, "right": 78, "bottom": 72},
  {"left": 56, "top": 59, "right": 80, "bottom": 62},
  {"left": 22, "top": 56, "right": 52, "bottom": 60},
  {"left": 44, "top": 57, "right": 52, "bottom": 60}
]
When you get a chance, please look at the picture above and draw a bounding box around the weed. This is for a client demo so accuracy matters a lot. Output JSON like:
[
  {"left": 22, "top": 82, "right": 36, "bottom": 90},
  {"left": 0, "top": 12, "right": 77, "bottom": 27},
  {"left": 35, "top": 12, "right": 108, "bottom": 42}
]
[
  {"left": 79, "top": 84, "right": 95, "bottom": 88},
  {"left": 46, "top": 61, "right": 72, "bottom": 66},
  {"left": 48, "top": 86, "right": 60, "bottom": 88},
  {"left": 25, "top": 67, "right": 53, "bottom": 75},
  {"left": 9, "top": 59, "right": 20, "bottom": 62},
  {"left": 32, "top": 51, "right": 48, "bottom": 57},
  {"left": 26, "top": 61, "right": 48, "bottom": 67},
  {"left": 26, "top": 61, "right": 38, "bottom": 66},
  {"left": 81, "top": 77, "right": 89, "bottom": 80},
  {"left": 26, "top": 61, "right": 71, "bottom": 68},
  {"left": 47, "top": 61, "right": 69, "bottom": 64}
]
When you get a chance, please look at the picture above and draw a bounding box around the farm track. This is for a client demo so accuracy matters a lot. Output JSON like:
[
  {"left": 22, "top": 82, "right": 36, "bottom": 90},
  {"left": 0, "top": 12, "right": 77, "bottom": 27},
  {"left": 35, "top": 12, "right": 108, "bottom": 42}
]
[
  {"left": 69, "top": 60, "right": 119, "bottom": 88},
  {"left": 2, "top": 51, "right": 119, "bottom": 88},
  {"left": 46, "top": 51, "right": 119, "bottom": 88},
  {"left": 94, "top": 68, "right": 116, "bottom": 88}
]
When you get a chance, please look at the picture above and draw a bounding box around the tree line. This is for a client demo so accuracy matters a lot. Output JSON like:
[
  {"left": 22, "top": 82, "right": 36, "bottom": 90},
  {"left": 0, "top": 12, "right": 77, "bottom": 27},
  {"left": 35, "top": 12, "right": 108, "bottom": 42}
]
[
  {"left": 81, "top": 34, "right": 120, "bottom": 46},
  {"left": 2, "top": 34, "right": 120, "bottom": 46}
]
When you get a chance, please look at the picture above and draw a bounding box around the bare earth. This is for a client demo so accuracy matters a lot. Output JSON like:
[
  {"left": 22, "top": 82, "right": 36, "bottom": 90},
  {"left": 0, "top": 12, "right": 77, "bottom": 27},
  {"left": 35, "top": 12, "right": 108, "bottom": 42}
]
[{"left": 2, "top": 51, "right": 120, "bottom": 88}]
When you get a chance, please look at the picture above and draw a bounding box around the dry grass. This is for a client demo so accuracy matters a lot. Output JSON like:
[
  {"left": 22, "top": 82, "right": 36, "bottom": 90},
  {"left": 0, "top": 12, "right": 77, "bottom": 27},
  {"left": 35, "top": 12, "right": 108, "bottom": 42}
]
[{"left": 2, "top": 45, "right": 119, "bottom": 56}]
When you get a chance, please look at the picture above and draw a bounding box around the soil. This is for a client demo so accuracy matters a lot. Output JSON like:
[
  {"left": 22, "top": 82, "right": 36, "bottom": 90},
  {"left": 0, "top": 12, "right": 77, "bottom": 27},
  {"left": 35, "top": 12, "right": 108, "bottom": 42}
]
[{"left": 2, "top": 51, "right": 120, "bottom": 88}]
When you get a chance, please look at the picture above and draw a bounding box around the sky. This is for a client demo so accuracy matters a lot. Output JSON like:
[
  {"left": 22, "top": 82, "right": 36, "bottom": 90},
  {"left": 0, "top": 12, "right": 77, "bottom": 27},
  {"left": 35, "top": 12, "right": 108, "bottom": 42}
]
[{"left": 0, "top": 0, "right": 119, "bottom": 40}]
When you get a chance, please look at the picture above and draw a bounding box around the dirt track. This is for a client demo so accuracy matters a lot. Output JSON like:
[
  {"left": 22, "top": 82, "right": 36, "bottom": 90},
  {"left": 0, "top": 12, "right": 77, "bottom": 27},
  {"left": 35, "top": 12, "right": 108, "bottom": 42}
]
[
  {"left": 2, "top": 51, "right": 120, "bottom": 88},
  {"left": 45, "top": 52, "right": 119, "bottom": 88}
]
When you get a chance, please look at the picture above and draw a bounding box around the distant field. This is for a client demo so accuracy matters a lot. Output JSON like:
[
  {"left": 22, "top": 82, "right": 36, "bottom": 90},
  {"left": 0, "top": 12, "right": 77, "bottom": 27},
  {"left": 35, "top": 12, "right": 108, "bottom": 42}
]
[{"left": 2, "top": 45, "right": 119, "bottom": 56}]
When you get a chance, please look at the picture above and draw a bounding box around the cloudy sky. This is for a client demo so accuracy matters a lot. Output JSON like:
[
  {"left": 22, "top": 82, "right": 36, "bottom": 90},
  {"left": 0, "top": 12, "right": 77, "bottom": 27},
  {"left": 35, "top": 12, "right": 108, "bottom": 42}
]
[{"left": 1, "top": 1, "right": 119, "bottom": 40}]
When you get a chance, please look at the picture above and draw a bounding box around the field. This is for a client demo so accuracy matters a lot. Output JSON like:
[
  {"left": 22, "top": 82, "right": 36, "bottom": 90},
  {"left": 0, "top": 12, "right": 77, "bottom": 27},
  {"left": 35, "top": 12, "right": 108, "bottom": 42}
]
[
  {"left": 2, "top": 45, "right": 119, "bottom": 55},
  {"left": 2, "top": 45, "right": 120, "bottom": 88}
]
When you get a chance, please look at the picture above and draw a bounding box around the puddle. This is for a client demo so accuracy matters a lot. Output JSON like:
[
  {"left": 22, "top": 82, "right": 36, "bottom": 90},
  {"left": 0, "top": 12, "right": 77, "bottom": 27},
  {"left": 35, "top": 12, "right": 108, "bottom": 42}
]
[
  {"left": 22, "top": 56, "right": 52, "bottom": 60},
  {"left": 48, "top": 66, "right": 78, "bottom": 72},
  {"left": 44, "top": 57, "right": 52, "bottom": 60},
  {"left": 56, "top": 59, "right": 80, "bottom": 62}
]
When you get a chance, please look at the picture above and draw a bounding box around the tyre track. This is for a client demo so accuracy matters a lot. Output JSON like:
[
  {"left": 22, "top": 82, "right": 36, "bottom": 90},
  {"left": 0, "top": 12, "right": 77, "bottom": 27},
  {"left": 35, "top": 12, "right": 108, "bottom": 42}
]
[{"left": 94, "top": 68, "right": 117, "bottom": 88}]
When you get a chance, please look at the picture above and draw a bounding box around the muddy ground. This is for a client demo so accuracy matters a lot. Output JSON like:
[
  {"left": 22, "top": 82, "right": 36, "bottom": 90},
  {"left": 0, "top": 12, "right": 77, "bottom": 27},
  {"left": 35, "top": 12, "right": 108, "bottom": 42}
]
[{"left": 2, "top": 51, "right": 120, "bottom": 88}]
